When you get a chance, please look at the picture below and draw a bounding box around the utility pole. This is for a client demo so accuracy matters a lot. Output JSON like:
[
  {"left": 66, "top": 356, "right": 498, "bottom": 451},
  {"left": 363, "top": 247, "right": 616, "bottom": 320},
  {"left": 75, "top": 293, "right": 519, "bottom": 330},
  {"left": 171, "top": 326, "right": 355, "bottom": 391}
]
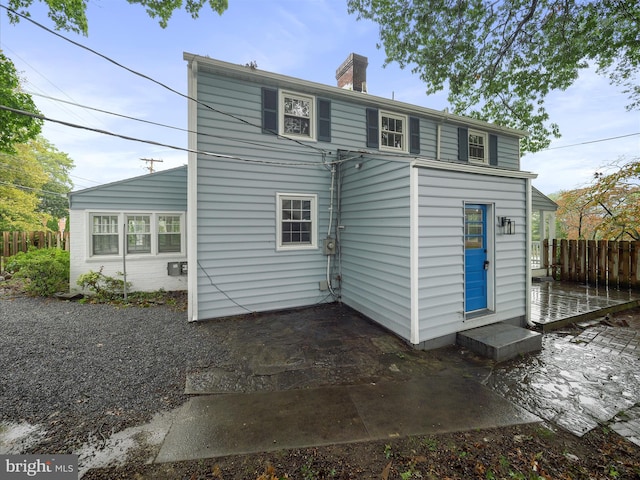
[{"left": 141, "top": 158, "right": 163, "bottom": 173}]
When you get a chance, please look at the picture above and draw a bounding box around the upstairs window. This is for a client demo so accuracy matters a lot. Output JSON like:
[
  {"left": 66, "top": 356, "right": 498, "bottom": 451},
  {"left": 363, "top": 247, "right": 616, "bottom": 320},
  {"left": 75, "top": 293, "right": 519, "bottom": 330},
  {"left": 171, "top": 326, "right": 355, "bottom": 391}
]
[
  {"left": 468, "top": 130, "right": 488, "bottom": 163},
  {"left": 276, "top": 193, "right": 318, "bottom": 251},
  {"left": 280, "top": 91, "right": 315, "bottom": 139},
  {"left": 380, "top": 111, "right": 408, "bottom": 152}
]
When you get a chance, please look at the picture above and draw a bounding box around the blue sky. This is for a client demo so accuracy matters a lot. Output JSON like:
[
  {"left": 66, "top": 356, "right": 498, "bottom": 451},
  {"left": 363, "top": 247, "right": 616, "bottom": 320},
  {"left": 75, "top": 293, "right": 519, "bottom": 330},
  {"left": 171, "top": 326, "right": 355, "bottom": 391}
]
[{"left": 1, "top": 0, "right": 638, "bottom": 194}]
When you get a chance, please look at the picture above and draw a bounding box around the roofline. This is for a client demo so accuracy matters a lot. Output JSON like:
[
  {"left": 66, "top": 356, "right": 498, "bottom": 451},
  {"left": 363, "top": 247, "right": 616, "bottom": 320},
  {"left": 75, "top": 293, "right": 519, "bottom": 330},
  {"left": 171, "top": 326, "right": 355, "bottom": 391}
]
[
  {"left": 183, "top": 53, "right": 528, "bottom": 138},
  {"left": 68, "top": 165, "right": 187, "bottom": 198}
]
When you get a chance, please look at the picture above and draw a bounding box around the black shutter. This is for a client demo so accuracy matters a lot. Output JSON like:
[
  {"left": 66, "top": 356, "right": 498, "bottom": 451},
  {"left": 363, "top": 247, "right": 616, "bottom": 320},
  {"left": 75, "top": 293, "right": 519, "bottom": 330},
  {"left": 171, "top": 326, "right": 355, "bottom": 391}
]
[
  {"left": 366, "top": 108, "right": 379, "bottom": 148},
  {"left": 317, "top": 98, "right": 331, "bottom": 142},
  {"left": 262, "top": 87, "right": 277, "bottom": 134},
  {"left": 409, "top": 116, "right": 420, "bottom": 154},
  {"left": 489, "top": 134, "right": 498, "bottom": 166},
  {"left": 458, "top": 127, "right": 469, "bottom": 162}
]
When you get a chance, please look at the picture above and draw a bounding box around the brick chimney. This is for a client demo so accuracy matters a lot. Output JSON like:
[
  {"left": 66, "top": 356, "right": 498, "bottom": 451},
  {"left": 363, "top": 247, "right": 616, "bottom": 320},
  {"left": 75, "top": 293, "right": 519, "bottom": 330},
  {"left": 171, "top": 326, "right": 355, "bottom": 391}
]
[{"left": 336, "top": 53, "right": 368, "bottom": 93}]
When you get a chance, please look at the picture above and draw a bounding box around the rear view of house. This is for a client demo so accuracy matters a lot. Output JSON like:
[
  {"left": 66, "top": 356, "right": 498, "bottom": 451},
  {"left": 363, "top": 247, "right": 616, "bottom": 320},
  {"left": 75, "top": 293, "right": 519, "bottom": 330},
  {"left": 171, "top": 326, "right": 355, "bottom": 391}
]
[{"left": 184, "top": 53, "right": 537, "bottom": 349}]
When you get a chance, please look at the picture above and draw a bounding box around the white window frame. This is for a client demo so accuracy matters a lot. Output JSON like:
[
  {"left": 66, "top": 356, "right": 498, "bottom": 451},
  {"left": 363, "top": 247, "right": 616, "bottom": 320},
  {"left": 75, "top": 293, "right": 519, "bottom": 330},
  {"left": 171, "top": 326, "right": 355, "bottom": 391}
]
[
  {"left": 276, "top": 193, "right": 318, "bottom": 251},
  {"left": 468, "top": 129, "right": 488, "bottom": 164},
  {"left": 279, "top": 90, "right": 316, "bottom": 141},
  {"left": 379, "top": 110, "right": 408, "bottom": 153},
  {"left": 88, "top": 212, "right": 185, "bottom": 258},
  {"left": 91, "top": 213, "right": 120, "bottom": 256}
]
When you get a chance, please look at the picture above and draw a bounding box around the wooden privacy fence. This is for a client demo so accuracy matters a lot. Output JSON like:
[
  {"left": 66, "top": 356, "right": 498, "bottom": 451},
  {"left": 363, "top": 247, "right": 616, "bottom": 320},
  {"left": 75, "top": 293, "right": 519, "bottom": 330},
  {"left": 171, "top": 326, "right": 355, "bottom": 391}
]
[
  {"left": 1, "top": 231, "right": 70, "bottom": 269},
  {"left": 545, "top": 239, "right": 640, "bottom": 289}
]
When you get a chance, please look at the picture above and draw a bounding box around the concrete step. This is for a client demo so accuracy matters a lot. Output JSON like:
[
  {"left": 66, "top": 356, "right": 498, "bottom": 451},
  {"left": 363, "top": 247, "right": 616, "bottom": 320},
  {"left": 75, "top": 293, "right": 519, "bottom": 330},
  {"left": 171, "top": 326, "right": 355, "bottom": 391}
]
[{"left": 457, "top": 323, "right": 542, "bottom": 362}]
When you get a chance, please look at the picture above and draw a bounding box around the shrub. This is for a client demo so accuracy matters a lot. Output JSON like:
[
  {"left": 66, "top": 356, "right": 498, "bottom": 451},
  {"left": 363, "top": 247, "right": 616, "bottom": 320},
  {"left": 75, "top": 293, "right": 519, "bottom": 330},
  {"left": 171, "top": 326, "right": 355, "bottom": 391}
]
[
  {"left": 76, "top": 267, "right": 131, "bottom": 301},
  {"left": 6, "top": 247, "right": 70, "bottom": 296}
]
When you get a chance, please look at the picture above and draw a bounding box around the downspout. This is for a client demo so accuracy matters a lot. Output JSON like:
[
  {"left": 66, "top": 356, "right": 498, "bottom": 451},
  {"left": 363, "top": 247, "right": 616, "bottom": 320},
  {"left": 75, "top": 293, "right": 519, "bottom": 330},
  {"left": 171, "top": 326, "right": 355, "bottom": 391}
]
[{"left": 326, "top": 162, "right": 337, "bottom": 298}]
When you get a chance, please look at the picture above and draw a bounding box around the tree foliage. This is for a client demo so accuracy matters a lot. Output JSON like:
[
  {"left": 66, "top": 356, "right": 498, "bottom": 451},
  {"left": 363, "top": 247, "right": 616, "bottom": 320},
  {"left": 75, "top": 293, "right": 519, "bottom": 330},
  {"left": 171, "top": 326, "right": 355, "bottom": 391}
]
[
  {"left": 554, "top": 158, "right": 640, "bottom": 241},
  {"left": 0, "top": 136, "right": 74, "bottom": 231},
  {"left": 347, "top": 0, "right": 640, "bottom": 152},
  {"left": 0, "top": 52, "right": 43, "bottom": 153},
  {"left": 5, "top": 0, "right": 229, "bottom": 34}
]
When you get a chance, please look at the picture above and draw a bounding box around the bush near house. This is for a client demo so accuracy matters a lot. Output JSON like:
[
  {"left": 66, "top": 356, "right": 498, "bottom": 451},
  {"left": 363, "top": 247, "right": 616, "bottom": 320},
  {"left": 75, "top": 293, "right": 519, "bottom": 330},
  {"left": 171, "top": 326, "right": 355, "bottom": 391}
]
[{"left": 6, "top": 247, "right": 70, "bottom": 296}]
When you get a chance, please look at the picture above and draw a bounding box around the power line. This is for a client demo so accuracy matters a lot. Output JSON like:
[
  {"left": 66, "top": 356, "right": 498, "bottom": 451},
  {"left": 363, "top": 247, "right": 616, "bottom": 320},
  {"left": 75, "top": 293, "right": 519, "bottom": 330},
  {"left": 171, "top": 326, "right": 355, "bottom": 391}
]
[
  {"left": 24, "top": 91, "right": 320, "bottom": 155},
  {"left": 542, "top": 132, "right": 640, "bottom": 151},
  {"left": 0, "top": 180, "right": 67, "bottom": 197},
  {"left": 0, "top": 4, "right": 328, "bottom": 155},
  {"left": 0, "top": 105, "right": 329, "bottom": 167}
]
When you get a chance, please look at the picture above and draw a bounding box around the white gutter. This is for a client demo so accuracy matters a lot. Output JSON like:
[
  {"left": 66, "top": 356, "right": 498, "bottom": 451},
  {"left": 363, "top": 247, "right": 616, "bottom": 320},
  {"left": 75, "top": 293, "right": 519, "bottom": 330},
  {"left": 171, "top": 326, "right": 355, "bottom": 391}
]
[{"left": 412, "top": 158, "right": 537, "bottom": 179}]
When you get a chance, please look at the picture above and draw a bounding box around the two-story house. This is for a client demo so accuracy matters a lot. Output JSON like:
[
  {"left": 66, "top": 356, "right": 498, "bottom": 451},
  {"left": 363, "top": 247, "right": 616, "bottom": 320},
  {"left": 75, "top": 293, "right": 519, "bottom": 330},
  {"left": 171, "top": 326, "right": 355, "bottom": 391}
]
[{"left": 184, "top": 52, "right": 536, "bottom": 350}]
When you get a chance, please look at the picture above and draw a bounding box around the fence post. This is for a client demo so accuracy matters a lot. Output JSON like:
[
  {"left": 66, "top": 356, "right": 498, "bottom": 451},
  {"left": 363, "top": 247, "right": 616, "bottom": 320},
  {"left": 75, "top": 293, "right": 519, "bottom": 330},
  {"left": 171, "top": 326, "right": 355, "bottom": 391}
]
[
  {"left": 608, "top": 240, "right": 619, "bottom": 288},
  {"left": 598, "top": 239, "right": 608, "bottom": 285},
  {"left": 620, "top": 241, "right": 630, "bottom": 289},
  {"left": 560, "top": 239, "right": 569, "bottom": 281},
  {"left": 632, "top": 241, "right": 639, "bottom": 290},
  {"left": 587, "top": 240, "right": 597, "bottom": 285},
  {"left": 577, "top": 239, "right": 586, "bottom": 283}
]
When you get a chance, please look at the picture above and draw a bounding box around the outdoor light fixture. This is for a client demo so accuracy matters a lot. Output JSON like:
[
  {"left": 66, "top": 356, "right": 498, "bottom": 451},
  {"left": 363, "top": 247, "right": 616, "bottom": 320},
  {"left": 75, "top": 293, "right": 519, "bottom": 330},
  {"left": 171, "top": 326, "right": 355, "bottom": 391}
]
[
  {"left": 499, "top": 216, "right": 516, "bottom": 235},
  {"left": 354, "top": 161, "right": 363, "bottom": 170}
]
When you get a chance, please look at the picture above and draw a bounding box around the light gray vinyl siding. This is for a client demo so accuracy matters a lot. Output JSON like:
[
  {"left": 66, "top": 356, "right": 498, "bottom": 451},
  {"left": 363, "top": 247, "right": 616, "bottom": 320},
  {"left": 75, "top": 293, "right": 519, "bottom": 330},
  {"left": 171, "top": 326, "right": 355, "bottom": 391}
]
[
  {"left": 439, "top": 124, "right": 521, "bottom": 169},
  {"left": 416, "top": 167, "right": 527, "bottom": 342},
  {"left": 69, "top": 166, "right": 187, "bottom": 211},
  {"left": 339, "top": 159, "right": 412, "bottom": 339},
  {"left": 195, "top": 159, "right": 331, "bottom": 319},
  {"left": 532, "top": 186, "right": 558, "bottom": 211}
]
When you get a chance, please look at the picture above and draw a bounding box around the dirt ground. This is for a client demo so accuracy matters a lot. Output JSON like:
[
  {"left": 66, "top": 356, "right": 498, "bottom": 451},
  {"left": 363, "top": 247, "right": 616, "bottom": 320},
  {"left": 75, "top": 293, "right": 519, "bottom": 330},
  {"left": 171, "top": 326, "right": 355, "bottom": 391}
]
[
  {"left": 82, "top": 308, "right": 640, "bottom": 480},
  {"left": 81, "top": 422, "right": 640, "bottom": 479}
]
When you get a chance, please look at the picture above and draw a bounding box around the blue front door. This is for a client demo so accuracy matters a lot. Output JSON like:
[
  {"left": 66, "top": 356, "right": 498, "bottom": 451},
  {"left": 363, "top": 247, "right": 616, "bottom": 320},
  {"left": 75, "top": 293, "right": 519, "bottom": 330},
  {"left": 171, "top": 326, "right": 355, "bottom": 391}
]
[{"left": 465, "top": 205, "right": 487, "bottom": 312}]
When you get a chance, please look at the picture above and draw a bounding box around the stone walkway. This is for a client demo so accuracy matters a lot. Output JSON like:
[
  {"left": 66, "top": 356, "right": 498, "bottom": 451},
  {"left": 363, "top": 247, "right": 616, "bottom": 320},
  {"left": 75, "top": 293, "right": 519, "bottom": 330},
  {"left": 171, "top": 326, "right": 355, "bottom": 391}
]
[{"left": 487, "top": 323, "right": 640, "bottom": 445}]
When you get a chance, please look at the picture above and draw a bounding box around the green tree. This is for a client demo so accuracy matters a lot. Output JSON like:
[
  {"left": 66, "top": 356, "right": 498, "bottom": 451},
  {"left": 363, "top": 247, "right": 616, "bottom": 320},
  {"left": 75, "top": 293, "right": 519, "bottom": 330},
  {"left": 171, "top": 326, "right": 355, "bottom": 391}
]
[
  {"left": 5, "top": 0, "right": 229, "bottom": 34},
  {"left": 347, "top": 0, "right": 640, "bottom": 152},
  {"left": 553, "top": 158, "right": 640, "bottom": 240},
  {"left": 0, "top": 52, "right": 43, "bottom": 153},
  {"left": 0, "top": 136, "right": 73, "bottom": 231},
  {"left": 32, "top": 136, "right": 74, "bottom": 224}
]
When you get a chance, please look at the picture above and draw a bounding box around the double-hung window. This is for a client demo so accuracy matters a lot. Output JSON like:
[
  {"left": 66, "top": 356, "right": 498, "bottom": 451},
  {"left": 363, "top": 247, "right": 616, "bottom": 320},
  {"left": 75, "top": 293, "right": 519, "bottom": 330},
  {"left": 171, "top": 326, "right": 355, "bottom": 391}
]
[
  {"left": 380, "top": 111, "right": 407, "bottom": 152},
  {"left": 468, "top": 129, "right": 488, "bottom": 163},
  {"left": 276, "top": 193, "right": 317, "bottom": 250},
  {"left": 158, "top": 215, "right": 182, "bottom": 253},
  {"left": 90, "top": 213, "right": 183, "bottom": 256},
  {"left": 92, "top": 215, "right": 119, "bottom": 255},
  {"left": 280, "top": 91, "right": 315, "bottom": 140},
  {"left": 127, "top": 215, "right": 151, "bottom": 254}
]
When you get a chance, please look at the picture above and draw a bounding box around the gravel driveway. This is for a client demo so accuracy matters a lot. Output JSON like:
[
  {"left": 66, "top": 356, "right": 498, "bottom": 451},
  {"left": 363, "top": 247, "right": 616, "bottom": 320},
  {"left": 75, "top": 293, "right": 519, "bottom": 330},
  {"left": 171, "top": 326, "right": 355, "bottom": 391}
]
[{"left": 0, "top": 294, "right": 220, "bottom": 458}]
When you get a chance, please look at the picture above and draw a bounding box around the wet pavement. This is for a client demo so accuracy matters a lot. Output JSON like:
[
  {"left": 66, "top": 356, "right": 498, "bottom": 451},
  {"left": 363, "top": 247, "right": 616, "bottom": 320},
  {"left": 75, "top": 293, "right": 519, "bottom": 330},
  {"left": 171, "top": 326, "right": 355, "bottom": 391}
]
[
  {"left": 531, "top": 281, "right": 639, "bottom": 328},
  {"left": 486, "top": 324, "right": 640, "bottom": 440},
  {"left": 156, "top": 300, "right": 640, "bottom": 462}
]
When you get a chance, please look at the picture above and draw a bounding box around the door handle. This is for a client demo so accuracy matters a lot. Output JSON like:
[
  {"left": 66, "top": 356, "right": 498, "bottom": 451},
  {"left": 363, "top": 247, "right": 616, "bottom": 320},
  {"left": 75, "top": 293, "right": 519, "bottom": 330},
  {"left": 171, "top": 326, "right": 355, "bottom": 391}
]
[{"left": 484, "top": 260, "right": 490, "bottom": 270}]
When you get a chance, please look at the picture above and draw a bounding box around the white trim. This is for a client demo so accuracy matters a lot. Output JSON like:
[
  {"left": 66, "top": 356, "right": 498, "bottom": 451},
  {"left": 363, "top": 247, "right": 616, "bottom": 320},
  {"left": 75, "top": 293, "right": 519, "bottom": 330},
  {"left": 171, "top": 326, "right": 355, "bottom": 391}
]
[
  {"left": 87, "top": 211, "right": 185, "bottom": 259},
  {"left": 275, "top": 192, "right": 318, "bottom": 251},
  {"left": 526, "top": 178, "right": 533, "bottom": 326},
  {"left": 187, "top": 59, "right": 199, "bottom": 321},
  {"left": 467, "top": 129, "right": 488, "bottom": 164},
  {"left": 379, "top": 110, "right": 409, "bottom": 153},
  {"left": 412, "top": 158, "right": 537, "bottom": 179},
  {"left": 410, "top": 165, "right": 420, "bottom": 344},
  {"left": 278, "top": 90, "right": 317, "bottom": 141}
]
